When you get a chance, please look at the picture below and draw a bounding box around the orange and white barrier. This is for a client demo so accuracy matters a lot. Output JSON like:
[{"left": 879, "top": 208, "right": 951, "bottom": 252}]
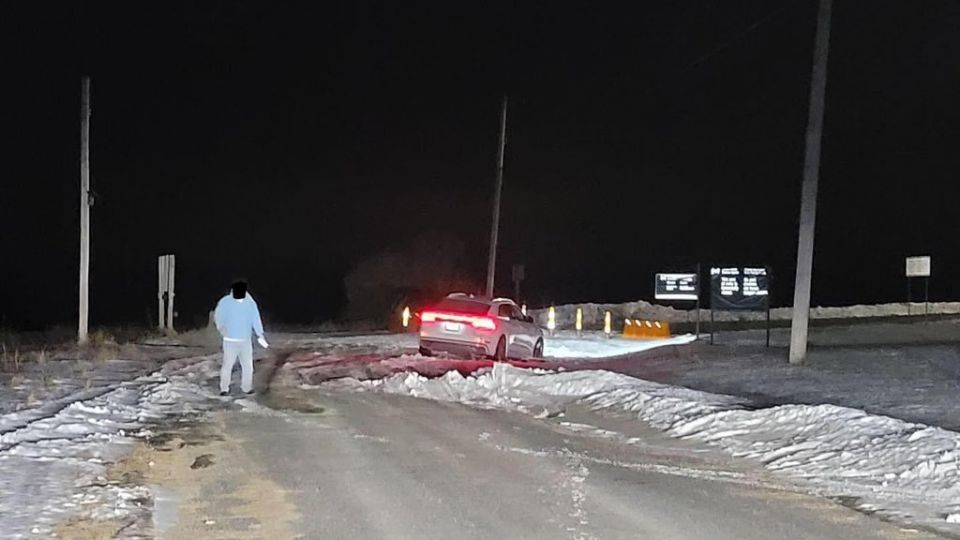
[{"left": 622, "top": 319, "right": 671, "bottom": 339}]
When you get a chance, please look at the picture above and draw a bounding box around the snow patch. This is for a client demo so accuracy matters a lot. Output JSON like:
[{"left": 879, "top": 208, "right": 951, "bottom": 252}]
[
  {"left": 0, "top": 355, "right": 224, "bottom": 537},
  {"left": 544, "top": 333, "right": 696, "bottom": 359}
]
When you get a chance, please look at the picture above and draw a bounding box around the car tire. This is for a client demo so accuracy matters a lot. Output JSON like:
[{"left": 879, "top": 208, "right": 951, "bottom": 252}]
[
  {"left": 418, "top": 346, "right": 433, "bottom": 357},
  {"left": 532, "top": 339, "right": 544, "bottom": 359},
  {"left": 493, "top": 337, "right": 507, "bottom": 362}
]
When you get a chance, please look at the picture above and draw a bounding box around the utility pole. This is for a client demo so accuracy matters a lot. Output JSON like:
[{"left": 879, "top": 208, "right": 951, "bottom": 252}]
[
  {"left": 789, "top": 0, "right": 832, "bottom": 364},
  {"left": 485, "top": 95, "right": 508, "bottom": 298},
  {"left": 78, "top": 76, "right": 91, "bottom": 344}
]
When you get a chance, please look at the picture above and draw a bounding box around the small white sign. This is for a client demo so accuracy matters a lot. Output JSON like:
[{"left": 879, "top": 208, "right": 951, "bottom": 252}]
[
  {"left": 655, "top": 273, "right": 699, "bottom": 301},
  {"left": 905, "top": 256, "right": 931, "bottom": 277}
]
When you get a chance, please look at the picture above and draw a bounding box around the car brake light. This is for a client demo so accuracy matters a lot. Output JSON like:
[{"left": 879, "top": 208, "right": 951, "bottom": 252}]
[
  {"left": 419, "top": 310, "right": 497, "bottom": 331},
  {"left": 471, "top": 316, "right": 496, "bottom": 330}
]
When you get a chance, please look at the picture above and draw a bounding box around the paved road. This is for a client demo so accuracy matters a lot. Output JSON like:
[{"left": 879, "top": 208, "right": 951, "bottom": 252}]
[{"left": 229, "top": 386, "right": 938, "bottom": 540}]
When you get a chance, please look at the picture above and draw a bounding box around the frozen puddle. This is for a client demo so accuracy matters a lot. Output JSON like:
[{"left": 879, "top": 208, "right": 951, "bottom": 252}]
[{"left": 151, "top": 484, "right": 179, "bottom": 533}]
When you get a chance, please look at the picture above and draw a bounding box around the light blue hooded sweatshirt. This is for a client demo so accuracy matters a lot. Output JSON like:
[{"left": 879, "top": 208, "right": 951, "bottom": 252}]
[{"left": 214, "top": 293, "right": 265, "bottom": 341}]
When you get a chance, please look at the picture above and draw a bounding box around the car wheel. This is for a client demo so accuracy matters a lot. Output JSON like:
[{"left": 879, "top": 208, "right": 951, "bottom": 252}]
[
  {"left": 493, "top": 337, "right": 507, "bottom": 362},
  {"left": 418, "top": 346, "right": 433, "bottom": 357},
  {"left": 532, "top": 339, "right": 544, "bottom": 359}
]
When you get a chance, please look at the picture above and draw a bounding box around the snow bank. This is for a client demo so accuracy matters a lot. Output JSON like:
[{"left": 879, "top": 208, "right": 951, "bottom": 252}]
[
  {"left": 533, "top": 300, "right": 960, "bottom": 330},
  {"left": 350, "top": 362, "right": 740, "bottom": 419},
  {"left": 347, "top": 363, "right": 960, "bottom": 533}
]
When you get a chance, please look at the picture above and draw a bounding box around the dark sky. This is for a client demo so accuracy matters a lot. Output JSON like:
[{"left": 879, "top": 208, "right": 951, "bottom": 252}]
[{"left": 4, "top": 1, "right": 960, "bottom": 329}]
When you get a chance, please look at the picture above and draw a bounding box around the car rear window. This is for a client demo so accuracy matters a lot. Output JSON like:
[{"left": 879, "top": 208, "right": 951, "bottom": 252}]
[{"left": 434, "top": 298, "right": 490, "bottom": 315}]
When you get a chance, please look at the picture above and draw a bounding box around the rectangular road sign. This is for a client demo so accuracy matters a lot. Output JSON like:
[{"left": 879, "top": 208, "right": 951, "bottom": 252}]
[
  {"left": 905, "top": 256, "right": 931, "bottom": 277},
  {"left": 655, "top": 273, "right": 699, "bottom": 301},
  {"left": 710, "top": 266, "right": 769, "bottom": 311}
]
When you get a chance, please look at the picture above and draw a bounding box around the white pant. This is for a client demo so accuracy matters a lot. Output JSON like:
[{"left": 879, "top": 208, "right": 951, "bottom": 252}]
[{"left": 220, "top": 339, "right": 253, "bottom": 393}]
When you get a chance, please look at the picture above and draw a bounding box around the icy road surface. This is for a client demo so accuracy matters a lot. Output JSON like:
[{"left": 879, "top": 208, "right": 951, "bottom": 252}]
[{"left": 229, "top": 388, "right": 935, "bottom": 540}]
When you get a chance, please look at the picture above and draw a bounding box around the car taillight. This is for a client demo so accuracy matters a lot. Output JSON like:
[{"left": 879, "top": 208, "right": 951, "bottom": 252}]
[
  {"left": 419, "top": 310, "right": 497, "bottom": 331},
  {"left": 471, "top": 316, "right": 496, "bottom": 330}
]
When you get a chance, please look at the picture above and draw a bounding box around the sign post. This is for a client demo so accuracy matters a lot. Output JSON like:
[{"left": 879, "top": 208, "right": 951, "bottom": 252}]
[
  {"left": 905, "top": 256, "right": 931, "bottom": 315},
  {"left": 512, "top": 264, "right": 525, "bottom": 302},
  {"left": 696, "top": 263, "right": 702, "bottom": 338},
  {"left": 157, "top": 254, "right": 176, "bottom": 332}
]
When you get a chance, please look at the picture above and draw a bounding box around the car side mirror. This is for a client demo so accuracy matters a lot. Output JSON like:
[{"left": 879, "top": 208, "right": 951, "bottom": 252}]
[{"left": 523, "top": 315, "right": 534, "bottom": 323}]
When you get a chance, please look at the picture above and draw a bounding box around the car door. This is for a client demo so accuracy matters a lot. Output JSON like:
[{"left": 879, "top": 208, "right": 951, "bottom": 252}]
[
  {"left": 512, "top": 304, "right": 539, "bottom": 354},
  {"left": 506, "top": 304, "right": 534, "bottom": 357},
  {"left": 496, "top": 304, "right": 524, "bottom": 358}
]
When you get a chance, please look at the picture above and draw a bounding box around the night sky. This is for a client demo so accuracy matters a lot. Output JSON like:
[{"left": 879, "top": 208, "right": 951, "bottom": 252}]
[{"left": 4, "top": 1, "right": 960, "bottom": 329}]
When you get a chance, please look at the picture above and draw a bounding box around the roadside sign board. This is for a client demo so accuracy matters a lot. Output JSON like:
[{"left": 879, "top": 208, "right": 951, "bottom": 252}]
[
  {"left": 905, "top": 256, "right": 931, "bottom": 277},
  {"left": 710, "top": 267, "right": 769, "bottom": 311},
  {"left": 655, "top": 273, "right": 699, "bottom": 301}
]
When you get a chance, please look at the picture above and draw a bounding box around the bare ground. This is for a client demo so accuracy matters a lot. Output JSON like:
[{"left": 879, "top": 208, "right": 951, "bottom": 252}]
[{"left": 74, "top": 412, "right": 299, "bottom": 540}]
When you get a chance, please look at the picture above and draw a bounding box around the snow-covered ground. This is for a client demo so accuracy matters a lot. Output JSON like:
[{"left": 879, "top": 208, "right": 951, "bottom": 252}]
[
  {"left": 600, "top": 320, "right": 960, "bottom": 431},
  {"left": 315, "top": 337, "right": 960, "bottom": 535},
  {"left": 544, "top": 332, "right": 696, "bottom": 358},
  {"left": 0, "top": 353, "right": 226, "bottom": 538}
]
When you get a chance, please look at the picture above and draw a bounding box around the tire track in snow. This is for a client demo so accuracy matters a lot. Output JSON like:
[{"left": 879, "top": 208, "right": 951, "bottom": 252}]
[
  {"left": 0, "top": 353, "right": 222, "bottom": 538},
  {"left": 0, "top": 355, "right": 212, "bottom": 453}
]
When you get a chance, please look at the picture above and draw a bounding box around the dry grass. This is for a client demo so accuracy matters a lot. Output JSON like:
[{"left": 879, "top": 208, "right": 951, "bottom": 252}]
[
  {"left": 175, "top": 325, "right": 220, "bottom": 349},
  {"left": 0, "top": 344, "right": 23, "bottom": 373},
  {"left": 85, "top": 330, "right": 121, "bottom": 363},
  {"left": 0, "top": 346, "right": 52, "bottom": 375},
  {"left": 271, "top": 319, "right": 386, "bottom": 334},
  {"left": 35, "top": 348, "right": 49, "bottom": 387},
  {"left": 0, "top": 326, "right": 163, "bottom": 376}
]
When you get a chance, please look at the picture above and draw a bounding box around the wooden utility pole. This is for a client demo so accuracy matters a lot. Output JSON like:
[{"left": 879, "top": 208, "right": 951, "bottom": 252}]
[
  {"left": 789, "top": 0, "right": 832, "bottom": 364},
  {"left": 78, "top": 76, "right": 91, "bottom": 344},
  {"left": 485, "top": 96, "right": 508, "bottom": 298}
]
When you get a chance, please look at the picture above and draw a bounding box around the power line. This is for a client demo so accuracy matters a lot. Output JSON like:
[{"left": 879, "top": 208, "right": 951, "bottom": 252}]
[
  {"left": 647, "top": 0, "right": 801, "bottom": 99},
  {"left": 687, "top": 0, "right": 799, "bottom": 70}
]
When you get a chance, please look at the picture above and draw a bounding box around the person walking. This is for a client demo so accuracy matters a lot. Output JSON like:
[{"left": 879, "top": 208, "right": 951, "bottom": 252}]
[{"left": 214, "top": 281, "right": 269, "bottom": 396}]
